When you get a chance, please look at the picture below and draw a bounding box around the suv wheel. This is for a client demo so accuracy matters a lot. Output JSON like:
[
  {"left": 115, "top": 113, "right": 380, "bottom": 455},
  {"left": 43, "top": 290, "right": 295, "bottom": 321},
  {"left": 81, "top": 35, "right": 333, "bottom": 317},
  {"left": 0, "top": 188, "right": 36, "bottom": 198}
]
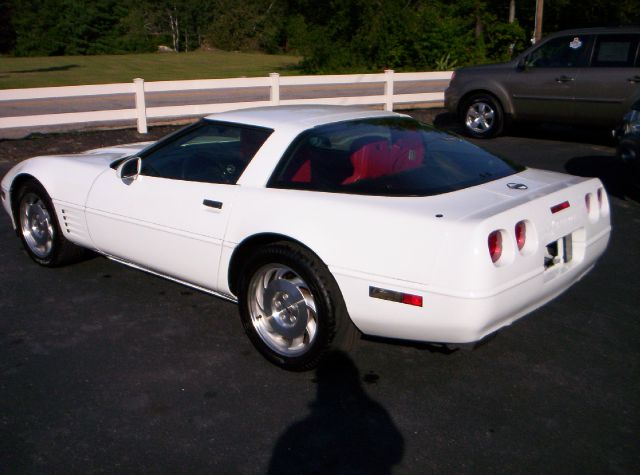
[{"left": 462, "top": 93, "right": 504, "bottom": 138}]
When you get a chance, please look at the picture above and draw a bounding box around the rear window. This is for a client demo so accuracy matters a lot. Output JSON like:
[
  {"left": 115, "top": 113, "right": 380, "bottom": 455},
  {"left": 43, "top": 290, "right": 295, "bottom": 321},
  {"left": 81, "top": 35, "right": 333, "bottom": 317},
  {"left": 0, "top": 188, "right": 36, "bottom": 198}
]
[
  {"left": 268, "top": 117, "right": 523, "bottom": 196},
  {"left": 591, "top": 34, "right": 639, "bottom": 67}
]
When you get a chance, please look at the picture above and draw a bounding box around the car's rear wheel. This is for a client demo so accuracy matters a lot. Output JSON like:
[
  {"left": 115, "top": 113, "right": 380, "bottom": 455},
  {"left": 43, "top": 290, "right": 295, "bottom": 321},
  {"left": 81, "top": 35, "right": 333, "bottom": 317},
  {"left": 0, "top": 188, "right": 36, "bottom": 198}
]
[
  {"left": 238, "top": 242, "right": 358, "bottom": 371},
  {"left": 462, "top": 93, "right": 504, "bottom": 138},
  {"left": 15, "top": 180, "right": 85, "bottom": 266}
]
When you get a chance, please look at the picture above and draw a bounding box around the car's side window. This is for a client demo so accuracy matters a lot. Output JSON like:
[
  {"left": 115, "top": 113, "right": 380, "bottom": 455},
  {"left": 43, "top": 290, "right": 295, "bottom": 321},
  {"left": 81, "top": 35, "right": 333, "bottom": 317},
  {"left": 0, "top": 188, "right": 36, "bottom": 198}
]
[
  {"left": 270, "top": 129, "right": 355, "bottom": 190},
  {"left": 140, "top": 121, "right": 272, "bottom": 184},
  {"left": 527, "top": 35, "right": 594, "bottom": 68},
  {"left": 591, "top": 34, "right": 639, "bottom": 67}
]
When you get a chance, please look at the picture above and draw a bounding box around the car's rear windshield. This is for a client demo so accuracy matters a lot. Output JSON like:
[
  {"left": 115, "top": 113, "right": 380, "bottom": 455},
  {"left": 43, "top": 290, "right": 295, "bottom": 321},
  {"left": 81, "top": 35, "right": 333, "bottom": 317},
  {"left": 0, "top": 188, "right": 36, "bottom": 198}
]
[{"left": 268, "top": 117, "right": 524, "bottom": 196}]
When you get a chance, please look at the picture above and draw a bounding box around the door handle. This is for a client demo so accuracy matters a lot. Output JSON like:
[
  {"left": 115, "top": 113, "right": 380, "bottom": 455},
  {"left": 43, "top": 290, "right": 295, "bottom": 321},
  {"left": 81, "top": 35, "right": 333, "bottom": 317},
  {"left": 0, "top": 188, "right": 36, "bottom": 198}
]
[
  {"left": 555, "top": 75, "right": 575, "bottom": 83},
  {"left": 203, "top": 199, "right": 223, "bottom": 209},
  {"left": 628, "top": 75, "right": 640, "bottom": 83}
]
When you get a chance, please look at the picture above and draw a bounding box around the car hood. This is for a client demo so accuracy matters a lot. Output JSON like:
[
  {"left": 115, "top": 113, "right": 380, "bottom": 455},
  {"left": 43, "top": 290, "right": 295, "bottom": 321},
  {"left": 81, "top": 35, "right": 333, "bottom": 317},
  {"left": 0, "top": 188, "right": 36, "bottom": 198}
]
[
  {"left": 16, "top": 141, "right": 153, "bottom": 171},
  {"left": 1, "top": 141, "right": 155, "bottom": 210},
  {"left": 76, "top": 141, "right": 153, "bottom": 165}
]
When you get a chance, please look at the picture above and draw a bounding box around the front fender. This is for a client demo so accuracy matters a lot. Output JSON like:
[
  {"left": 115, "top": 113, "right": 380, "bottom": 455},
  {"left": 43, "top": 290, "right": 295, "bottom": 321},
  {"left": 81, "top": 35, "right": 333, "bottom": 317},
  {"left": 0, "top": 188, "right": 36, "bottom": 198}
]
[
  {"left": 1, "top": 155, "right": 110, "bottom": 246},
  {"left": 453, "top": 73, "right": 515, "bottom": 117},
  {"left": 4, "top": 156, "right": 106, "bottom": 208}
]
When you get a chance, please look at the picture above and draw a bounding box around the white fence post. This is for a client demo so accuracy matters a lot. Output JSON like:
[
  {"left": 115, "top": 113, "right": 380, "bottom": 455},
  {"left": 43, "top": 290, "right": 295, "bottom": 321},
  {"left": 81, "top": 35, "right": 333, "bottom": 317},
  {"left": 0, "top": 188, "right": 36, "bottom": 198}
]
[
  {"left": 270, "top": 72, "right": 280, "bottom": 105},
  {"left": 133, "top": 78, "right": 148, "bottom": 134},
  {"left": 384, "top": 69, "right": 394, "bottom": 111}
]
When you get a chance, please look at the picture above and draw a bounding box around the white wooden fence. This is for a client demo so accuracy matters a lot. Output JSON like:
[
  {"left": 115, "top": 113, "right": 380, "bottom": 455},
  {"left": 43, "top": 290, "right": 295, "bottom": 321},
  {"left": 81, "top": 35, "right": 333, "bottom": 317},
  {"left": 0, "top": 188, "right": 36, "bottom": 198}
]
[{"left": 0, "top": 70, "right": 452, "bottom": 134}]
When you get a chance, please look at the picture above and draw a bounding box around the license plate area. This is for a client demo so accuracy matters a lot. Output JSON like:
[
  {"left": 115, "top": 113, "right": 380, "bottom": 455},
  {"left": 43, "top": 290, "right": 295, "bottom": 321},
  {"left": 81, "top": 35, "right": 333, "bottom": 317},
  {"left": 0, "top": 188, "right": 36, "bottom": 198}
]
[{"left": 544, "top": 234, "right": 573, "bottom": 270}]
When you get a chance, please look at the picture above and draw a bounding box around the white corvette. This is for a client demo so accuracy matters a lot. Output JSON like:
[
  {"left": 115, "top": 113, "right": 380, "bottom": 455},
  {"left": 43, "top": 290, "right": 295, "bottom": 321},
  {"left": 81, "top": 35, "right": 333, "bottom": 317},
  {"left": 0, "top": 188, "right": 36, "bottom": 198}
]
[{"left": 1, "top": 106, "right": 611, "bottom": 370}]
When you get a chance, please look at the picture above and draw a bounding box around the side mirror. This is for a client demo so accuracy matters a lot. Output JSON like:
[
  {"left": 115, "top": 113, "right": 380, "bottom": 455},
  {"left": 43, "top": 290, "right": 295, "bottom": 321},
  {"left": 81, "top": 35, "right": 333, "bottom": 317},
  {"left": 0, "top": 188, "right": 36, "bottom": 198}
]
[
  {"left": 516, "top": 58, "right": 527, "bottom": 71},
  {"left": 117, "top": 156, "right": 141, "bottom": 183}
]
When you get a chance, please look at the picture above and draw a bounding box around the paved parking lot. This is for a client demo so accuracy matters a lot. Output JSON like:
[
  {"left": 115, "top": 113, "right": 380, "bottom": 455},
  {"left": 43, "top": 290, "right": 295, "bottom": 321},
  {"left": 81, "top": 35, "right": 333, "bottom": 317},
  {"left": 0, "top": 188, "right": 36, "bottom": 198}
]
[{"left": 1, "top": 113, "right": 638, "bottom": 474}]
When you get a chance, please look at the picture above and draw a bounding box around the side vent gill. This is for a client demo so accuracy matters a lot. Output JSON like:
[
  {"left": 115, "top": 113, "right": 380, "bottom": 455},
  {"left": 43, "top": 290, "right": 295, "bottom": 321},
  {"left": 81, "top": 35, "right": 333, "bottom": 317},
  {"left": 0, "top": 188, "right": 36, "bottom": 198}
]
[{"left": 61, "top": 209, "right": 71, "bottom": 234}]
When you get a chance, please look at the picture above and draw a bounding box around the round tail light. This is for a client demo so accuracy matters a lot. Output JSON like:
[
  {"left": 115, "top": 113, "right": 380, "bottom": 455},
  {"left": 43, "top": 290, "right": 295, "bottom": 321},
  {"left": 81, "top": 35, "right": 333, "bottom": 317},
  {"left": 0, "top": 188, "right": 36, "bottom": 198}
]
[
  {"left": 585, "top": 193, "right": 592, "bottom": 212},
  {"left": 585, "top": 192, "right": 599, "bottom": 222},
  {"left": 597, "top": 188, "right": 603, "bottom": 207},
  {"left": 488, "top": 230, "right": 503, "bottom": 263},
  {"left": 515, "top": 221, "right": 526, "bottom": 251}
]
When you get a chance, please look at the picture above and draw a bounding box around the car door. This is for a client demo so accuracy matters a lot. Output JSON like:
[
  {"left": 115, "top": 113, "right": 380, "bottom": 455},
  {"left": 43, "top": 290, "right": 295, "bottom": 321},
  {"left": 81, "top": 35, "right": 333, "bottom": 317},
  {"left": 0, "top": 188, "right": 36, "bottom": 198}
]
[
  {"left": 572, "top": 33, "right": 640, "bottom": 126},
  {"left": 506, "top": 34, "right": 594, "bottom": 122},
  {"left": 85, "top": 121, "right": 272, "bottom": 291}
]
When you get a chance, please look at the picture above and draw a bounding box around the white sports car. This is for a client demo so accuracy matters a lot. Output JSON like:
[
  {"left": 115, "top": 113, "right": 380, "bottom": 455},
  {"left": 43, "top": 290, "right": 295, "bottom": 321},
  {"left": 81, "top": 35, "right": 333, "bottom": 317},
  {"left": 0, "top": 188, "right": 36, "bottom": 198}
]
[{"left": 1, "top": 105, "right": 611, "bottom": 370}]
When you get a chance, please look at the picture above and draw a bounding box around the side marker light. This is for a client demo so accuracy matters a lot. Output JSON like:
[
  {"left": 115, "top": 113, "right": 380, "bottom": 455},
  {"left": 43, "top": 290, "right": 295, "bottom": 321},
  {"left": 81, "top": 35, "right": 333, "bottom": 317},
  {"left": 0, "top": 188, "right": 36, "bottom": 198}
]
[{"left": 369, "top": 286, "right": 423, "bottom": 307}]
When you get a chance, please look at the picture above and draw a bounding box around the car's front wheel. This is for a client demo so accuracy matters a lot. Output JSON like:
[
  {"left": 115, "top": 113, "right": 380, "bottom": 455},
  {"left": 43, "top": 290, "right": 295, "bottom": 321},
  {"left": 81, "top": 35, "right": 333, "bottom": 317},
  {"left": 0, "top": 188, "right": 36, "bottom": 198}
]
[
  {"left": 462, "top": 93, "right": 504, "bottom": 138},
  {"left": 238, "top": 242, "right": 358, "bottom": 371},
  {"left": 15, "top": 179, "right": 85, "bottom": 266}
]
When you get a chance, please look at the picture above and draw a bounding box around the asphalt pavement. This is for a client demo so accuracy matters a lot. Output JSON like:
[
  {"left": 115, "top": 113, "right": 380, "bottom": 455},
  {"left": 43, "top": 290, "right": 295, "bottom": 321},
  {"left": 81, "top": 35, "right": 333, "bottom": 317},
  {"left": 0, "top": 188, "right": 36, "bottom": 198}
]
[{"left": 0, "top": 114, "right": 638, "bottom": 474}]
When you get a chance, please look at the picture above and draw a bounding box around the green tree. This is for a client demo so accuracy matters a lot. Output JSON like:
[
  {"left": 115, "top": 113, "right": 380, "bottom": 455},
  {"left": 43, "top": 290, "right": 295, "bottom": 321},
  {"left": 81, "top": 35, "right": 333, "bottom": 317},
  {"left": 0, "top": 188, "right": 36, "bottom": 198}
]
[
  {"left": 0, "top": 0, "right": 16, "bottom": 53},
  {"left": 12, "top": 0, "right": 130, "bottom": 56}
]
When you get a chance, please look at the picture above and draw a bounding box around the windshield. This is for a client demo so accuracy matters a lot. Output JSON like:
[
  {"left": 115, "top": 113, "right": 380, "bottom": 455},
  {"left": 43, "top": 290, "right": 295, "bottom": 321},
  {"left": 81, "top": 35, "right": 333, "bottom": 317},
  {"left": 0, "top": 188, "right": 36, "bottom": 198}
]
[{"left": 268, "top": 117, "right": 524, "bottom": 196}]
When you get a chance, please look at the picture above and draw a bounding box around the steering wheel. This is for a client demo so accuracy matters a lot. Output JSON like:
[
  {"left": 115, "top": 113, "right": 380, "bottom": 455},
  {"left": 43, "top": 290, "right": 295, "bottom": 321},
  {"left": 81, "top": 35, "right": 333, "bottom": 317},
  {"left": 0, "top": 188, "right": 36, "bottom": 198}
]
[{"left": 181, "top": 153, "right": 245, "bottom": 184}]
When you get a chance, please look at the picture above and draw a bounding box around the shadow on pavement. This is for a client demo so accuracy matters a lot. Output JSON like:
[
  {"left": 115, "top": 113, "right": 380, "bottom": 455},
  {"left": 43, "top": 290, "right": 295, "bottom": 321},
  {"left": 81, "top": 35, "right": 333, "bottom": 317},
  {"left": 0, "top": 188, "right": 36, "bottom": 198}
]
[
  {"left": 430, "top": 112, "right": 617, "bottom": 147},
  {"left": 507, "top": 123, "right": 615, "bottom": 147},
  {"left": 565, "top": 155, "right": 640, "bottom": 202},
  {"left": 268, "top": 351, "right": 404, "bottom": 475}
]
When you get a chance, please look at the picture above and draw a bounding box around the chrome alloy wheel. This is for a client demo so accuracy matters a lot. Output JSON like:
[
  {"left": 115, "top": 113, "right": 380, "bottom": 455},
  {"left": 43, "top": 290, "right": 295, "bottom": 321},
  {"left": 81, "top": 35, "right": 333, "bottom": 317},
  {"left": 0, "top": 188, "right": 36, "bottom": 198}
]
[
  {"left": 465, "top": 101, "right": 495, "bottom": 133},
  {"left": 19, "top": 192, "right": 55, "bottom": 259},
  {"left": 247, "top": 264, "right": 318, "bottom": 356}
]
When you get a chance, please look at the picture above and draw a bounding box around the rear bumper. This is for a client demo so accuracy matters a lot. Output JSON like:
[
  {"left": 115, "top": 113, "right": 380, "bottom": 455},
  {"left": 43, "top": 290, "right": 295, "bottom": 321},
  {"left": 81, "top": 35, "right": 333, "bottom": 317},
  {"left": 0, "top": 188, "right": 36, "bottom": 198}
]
[{"left": 332, "top": 226, "right": 610, "bottom": 344}]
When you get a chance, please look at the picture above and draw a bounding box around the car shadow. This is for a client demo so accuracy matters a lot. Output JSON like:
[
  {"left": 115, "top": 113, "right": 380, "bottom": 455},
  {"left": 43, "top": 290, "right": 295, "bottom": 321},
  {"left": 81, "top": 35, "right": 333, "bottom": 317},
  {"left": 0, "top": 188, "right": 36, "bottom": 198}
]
[
  {"left": 508, "top": 123, "right": 616, "bottom": 147},
  {"left": 431, "top": 111, "right": 617, "bottom": 147},
  {"left": 361, "top": 334, "right": 461, "bottom": 354},
  {"left": 267, "top": 351, "right": 405, "bottom": 474},
  {"left": 565, "top": 155, "right": 640, "bottom": 202}
]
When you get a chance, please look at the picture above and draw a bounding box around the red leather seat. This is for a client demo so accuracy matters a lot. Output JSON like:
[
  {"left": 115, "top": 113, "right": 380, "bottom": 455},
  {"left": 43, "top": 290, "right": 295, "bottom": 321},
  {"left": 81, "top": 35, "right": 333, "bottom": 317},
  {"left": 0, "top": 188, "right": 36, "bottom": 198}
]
[
  {"left": 291, "top": 159, "right": 311, "bottom": 182},
  {"left": 390, "top": 132, "right": 424, "bottom": 173},
  {"left": 342, "top": 138, "right": 392, "bottom": 184}
]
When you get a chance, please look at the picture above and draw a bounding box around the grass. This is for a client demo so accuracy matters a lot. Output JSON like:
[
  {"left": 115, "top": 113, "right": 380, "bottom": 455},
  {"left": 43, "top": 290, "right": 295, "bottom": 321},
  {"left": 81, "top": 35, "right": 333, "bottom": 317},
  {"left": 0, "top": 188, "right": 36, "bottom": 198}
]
[{"left": 0, "top": 50, "right": 301, "bottom": 89}]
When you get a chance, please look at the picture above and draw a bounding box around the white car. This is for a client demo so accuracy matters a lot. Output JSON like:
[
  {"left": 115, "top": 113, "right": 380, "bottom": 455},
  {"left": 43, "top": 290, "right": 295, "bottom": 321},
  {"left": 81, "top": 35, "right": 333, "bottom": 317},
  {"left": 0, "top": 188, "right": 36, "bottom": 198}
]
[{"left": 1, "top": 105, "right": 611, "bottom": 370}]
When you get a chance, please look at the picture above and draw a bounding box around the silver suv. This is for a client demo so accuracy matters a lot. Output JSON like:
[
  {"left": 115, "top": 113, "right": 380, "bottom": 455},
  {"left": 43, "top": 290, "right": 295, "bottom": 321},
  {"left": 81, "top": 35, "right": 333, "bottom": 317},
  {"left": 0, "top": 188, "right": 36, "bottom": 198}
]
[{"left": 445, "top": 26, "right": 640, "bottom": 138}]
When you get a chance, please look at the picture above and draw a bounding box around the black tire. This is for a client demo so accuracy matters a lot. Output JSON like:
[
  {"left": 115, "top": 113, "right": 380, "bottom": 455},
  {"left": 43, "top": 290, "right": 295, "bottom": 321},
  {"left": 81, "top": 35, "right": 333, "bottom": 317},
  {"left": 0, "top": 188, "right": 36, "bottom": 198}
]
[
  {"left": 14, "top": 179, "right": 86, "bottom": 266},
  {"left": 238, "top": 242, "right": 359, "bottom": 371},
  {"left": 460, "top": 93, "right": 504, "bottom": 138}
]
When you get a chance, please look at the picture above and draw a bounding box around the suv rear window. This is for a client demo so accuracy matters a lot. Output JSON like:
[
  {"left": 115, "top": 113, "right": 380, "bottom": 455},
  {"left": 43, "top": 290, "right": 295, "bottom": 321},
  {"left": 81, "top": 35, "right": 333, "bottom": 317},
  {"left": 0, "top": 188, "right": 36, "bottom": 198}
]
[
  {"left": 268, "top": 118, "right": 523, "bottom": 196},
  {"left": 592, "top": 34, "right": 639, "bottom": 67}
]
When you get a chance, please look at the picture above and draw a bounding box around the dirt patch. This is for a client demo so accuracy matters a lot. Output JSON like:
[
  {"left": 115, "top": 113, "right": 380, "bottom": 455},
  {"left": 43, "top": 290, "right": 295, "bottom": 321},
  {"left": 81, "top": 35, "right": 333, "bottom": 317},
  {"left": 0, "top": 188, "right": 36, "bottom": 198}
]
[{"left": 0, "top": 125, "right": 186, "bottom": 164}]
